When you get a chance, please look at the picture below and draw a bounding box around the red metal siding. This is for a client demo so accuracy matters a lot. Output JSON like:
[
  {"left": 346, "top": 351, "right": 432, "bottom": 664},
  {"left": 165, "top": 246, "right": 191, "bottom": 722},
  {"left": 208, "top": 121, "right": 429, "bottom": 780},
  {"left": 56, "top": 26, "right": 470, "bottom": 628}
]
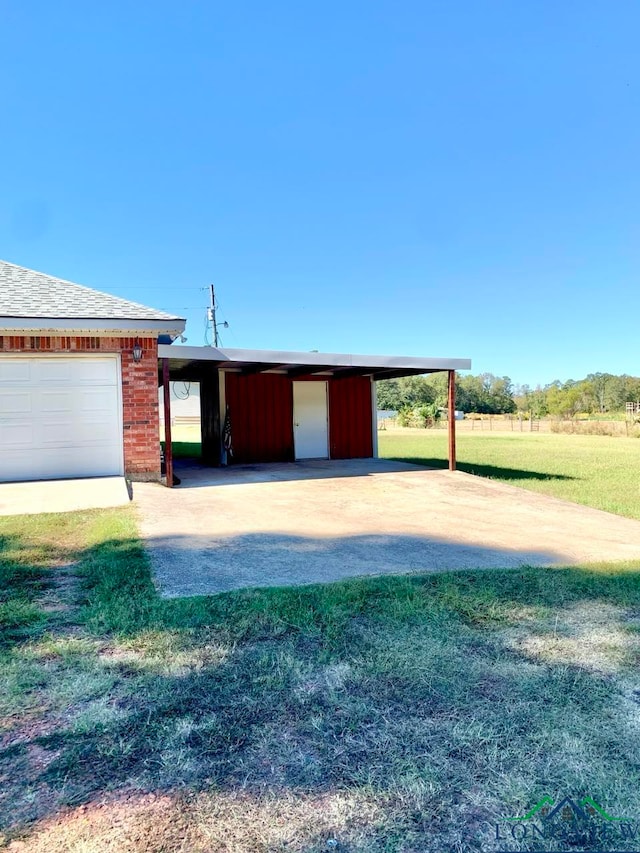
[
  {"left": 329, "top": 376, "right": 374, "bottom": 459},
  {"left": 224, "top": 373, "right": 373, "bottom": 464},
  {"left": 225, "top": 373, "right": 294, "bottom": 464}
]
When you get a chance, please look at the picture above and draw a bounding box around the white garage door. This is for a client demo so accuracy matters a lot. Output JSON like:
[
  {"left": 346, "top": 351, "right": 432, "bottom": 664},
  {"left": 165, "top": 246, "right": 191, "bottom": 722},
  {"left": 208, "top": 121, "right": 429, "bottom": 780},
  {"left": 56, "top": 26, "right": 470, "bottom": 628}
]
[{"left": 0, "top": 355, "right": 123, "bottom": 483}]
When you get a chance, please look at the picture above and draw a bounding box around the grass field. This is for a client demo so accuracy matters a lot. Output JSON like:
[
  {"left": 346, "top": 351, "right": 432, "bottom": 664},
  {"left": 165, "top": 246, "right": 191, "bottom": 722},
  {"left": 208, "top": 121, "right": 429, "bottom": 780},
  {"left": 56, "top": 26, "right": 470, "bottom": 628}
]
[
  {"left": 3, "top": 498, "right": 640, "bottom": 850},
  {"left": 3, "top": 429, "right": 640, "bottom": 850},
  {"left": 380, "top": 429, "right": 640, "bottom": 520}
]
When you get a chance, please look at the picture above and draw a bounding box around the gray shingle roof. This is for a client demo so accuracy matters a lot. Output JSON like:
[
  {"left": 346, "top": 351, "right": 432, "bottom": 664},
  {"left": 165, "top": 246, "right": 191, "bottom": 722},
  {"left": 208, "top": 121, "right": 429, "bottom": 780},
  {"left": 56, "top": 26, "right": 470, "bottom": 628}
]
[{"left": 0, "top": 259, "right": 184, "bottom": 322}]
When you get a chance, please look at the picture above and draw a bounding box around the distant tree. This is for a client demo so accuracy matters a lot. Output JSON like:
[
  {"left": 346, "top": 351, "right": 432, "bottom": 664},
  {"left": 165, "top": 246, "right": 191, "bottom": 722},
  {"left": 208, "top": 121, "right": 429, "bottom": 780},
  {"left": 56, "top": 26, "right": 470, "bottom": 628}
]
[
  {"left": 586, "top": 373, "right": 616, "bottom": 413},
  {"left": 377, "top": 376, "right": 436, "bottom": 410},
  {"left": 376, "top": 379, "right": 402, "bottom": 410},
  {"left": 382, "top": 370, "right": 640, "bottom": 418},
  {"left": 484, "top": 374, "right": 516, "bottom": 414},
  {"left": 545, "top": 382, "right": 584, "bottom": 417},
  {"left": 529, "top": 386, "right": 548, "bottom": 417},
  {"left": 455, "top": 373, "right": 515, "bottom": 414},
  {"left": 622, "top": 375, "right": 640, "bottom": 404},
  {"left": 424, "top": 372, "right": 449, "bottom": 408}
]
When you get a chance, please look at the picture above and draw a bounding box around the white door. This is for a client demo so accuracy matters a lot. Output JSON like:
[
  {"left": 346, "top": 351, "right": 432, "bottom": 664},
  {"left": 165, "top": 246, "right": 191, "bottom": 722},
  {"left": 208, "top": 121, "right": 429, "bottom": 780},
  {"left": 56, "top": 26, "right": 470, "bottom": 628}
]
[
  {"left": 0, "top": 355, "right": 123, "bottom": 483},
  {"left": 293, "top": 381, "right": 329, "bottom": 459}
]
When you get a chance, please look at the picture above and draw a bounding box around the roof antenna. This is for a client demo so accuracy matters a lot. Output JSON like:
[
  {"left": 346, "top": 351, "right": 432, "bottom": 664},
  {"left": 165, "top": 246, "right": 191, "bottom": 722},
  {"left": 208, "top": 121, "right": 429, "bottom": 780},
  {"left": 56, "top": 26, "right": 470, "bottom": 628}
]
[{"left": 207, "top": 284, "right": 229, "bottom": 347}]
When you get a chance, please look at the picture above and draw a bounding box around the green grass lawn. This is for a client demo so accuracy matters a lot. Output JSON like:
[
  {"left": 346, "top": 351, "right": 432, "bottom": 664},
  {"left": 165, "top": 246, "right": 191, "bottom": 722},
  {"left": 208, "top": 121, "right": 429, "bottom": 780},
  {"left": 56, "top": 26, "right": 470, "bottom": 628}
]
[
  {"left": 3, "top": 502, "right": 640, "bottom": 851},
  {"left": 380, "top": 429, "right": 640, "bottom": 520},
  {"left": 162, "top": 422, "right": 202, "bottom": 459}
]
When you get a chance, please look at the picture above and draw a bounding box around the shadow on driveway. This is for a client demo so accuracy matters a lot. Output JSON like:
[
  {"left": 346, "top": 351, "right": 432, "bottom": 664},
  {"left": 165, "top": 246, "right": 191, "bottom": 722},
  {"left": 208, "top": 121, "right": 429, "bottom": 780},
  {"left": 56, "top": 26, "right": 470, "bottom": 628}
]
[{"left": 147, "top": 530, "right": 564, "bottom": 597}]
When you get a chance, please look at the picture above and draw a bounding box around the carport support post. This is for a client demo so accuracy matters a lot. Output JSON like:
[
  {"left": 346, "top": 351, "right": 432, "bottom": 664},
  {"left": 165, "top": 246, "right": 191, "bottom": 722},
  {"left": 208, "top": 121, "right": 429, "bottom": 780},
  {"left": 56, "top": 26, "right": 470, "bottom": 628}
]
[
  {"left": 162, "top": 358, "right": 173, "bottom": 488},
  {"left": 447, "top": 369, "right": 456, "bottom": 471}
]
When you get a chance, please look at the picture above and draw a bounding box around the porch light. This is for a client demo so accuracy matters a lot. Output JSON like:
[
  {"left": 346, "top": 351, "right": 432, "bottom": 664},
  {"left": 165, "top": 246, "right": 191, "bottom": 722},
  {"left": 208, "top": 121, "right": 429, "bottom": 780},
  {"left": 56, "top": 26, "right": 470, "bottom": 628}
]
[{"left": 132, "top": 341, "right": 143, "bottom": 363}]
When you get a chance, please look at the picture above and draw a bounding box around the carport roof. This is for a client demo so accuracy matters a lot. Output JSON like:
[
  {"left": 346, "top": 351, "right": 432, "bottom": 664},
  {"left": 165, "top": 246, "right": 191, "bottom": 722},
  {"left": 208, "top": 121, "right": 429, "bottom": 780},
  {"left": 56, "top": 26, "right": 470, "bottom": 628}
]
[{"left": 159, "top": 344, "right": 471, "bottom": 380}]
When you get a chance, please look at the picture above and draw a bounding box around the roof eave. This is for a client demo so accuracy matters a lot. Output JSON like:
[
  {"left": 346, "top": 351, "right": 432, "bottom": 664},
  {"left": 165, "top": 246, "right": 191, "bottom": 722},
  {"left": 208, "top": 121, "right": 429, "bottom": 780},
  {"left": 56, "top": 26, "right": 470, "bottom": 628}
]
[
  {"left": 0, "top": 317, "right": 186, "bottom": 336},
  {"left": 158, "top": 344, "right": 471, "bottom": 375}
]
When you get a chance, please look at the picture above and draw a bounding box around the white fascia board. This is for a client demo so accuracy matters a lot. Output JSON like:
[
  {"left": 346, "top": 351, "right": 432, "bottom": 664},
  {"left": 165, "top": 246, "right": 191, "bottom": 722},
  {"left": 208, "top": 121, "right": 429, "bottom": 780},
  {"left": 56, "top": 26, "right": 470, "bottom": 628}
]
[
  {"left": 159, "top": 344, "right": 471, "bottom": 372},
  {"left": 0, "top": 317, "right": 186, "bottom": 336}
]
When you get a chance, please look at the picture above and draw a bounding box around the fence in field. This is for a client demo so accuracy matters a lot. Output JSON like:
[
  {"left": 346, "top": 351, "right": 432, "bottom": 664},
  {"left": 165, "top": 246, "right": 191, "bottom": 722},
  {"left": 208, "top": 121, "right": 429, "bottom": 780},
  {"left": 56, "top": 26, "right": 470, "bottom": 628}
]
[
  {"left": 167, "top": 412, "right": 640, "bottom": 437},
  {"left": 378, "top": 414, "right": 640, "bottom": 437},
  {"left": 627, "top": 402, "right": 640, "bottom": 417}
]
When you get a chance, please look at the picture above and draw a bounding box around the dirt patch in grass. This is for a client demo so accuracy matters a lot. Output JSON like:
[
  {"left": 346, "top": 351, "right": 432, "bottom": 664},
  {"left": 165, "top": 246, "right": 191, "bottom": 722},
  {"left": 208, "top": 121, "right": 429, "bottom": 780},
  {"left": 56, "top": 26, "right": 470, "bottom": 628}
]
[{"left": 6, "top": 789, "right": 389, "bottom": 853}]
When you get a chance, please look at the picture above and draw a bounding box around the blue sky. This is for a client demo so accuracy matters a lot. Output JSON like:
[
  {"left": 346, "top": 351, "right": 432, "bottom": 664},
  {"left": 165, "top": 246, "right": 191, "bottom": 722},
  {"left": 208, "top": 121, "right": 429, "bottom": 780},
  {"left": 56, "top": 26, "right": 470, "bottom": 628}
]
[{"left": 1, "top": 1, "right": 638, "bottom": 387}]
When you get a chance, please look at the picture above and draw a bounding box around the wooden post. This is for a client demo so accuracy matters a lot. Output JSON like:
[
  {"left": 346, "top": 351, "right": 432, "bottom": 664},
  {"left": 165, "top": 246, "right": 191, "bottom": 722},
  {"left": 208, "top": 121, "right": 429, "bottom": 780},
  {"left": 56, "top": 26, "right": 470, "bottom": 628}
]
[
  {"left": 162, "top": 358, "right": 173, "bottom": 488},
  {"left": 448, "top": 369, "right": 456, "bottom": 471}
]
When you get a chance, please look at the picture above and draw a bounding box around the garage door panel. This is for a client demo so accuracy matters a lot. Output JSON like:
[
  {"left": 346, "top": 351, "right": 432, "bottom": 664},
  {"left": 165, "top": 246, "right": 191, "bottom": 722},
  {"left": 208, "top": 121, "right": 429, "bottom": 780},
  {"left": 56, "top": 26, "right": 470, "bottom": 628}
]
[
  {"left": 73, "top": 360, "right": 119, "bottom": 385},
  {"left": 0, "top": 390, "right": 33, "bottom": 415},
  {"left": 39, "top": 391, "right": 74, "bottom": 414},
  {"left": 0, "top": 356, "right": 123, "bottom": 482},
  {"left": 38, "top": 360, "right": 75, "bottom": 383},
  {"left": 38, "top": 419, "right": 119, "bottom": 447},
  {"left": 79, "top": 388, "right": 118, "bottom": 413},
  {"left": 39, "top": 421, "right": 81, "bottom": 446},
  {"left": 77, "top": 421, "right": 119, "bottom": 443},
  {"left": 37, "top": 358, "right": 118, "bottom": 386},
  {"left": 1, "top": 447, "right": 123, "bottom": 481},
  {"left": 0, "top": 361, "right": 32, "bottom": 383},
  {"left": 0, "top": 422, "right": 34, "bottom": 448}
]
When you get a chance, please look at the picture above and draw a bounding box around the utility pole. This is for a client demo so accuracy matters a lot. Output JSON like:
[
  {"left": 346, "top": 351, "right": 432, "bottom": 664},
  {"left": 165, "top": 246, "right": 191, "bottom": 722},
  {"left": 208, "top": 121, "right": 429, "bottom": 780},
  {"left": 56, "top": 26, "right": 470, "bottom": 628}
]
[
  {"left": 207, "top": 284, "right": 228, "bottom": 347},
  {"left": 209, "top": 284, "right": 218, "bottom": 345}
]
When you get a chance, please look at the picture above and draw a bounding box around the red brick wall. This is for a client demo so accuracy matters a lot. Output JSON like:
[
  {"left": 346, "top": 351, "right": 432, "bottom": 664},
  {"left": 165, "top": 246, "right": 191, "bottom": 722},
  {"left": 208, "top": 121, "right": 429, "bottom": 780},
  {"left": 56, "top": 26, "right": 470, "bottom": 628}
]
[
  {"left": 0, "top": 335, "right": 160, "bottom": 480},
  {"left": 118, "top": 338, "right": 160, "bottom": 478}
]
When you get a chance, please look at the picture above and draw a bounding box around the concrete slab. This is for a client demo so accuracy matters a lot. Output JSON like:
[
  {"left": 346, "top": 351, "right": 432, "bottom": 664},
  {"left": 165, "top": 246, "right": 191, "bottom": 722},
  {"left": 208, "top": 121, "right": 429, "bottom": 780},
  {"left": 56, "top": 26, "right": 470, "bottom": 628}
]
[
  {"left": 133, "top": 459, "right": 640, "bottom": 597},
  {"left": 0, "top": 477, "right": 131, "bottom": 517}
]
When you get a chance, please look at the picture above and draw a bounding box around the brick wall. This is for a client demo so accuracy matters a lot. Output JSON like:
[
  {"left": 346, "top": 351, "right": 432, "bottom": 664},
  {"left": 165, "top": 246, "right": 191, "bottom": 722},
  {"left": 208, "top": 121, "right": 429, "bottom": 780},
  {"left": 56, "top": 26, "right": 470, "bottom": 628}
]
[
  {"left": 118, "top": 338, "right": 160, "bottom": 479},
  {"left": 0, "top": 334, "right": 160, "bottom": 480}
]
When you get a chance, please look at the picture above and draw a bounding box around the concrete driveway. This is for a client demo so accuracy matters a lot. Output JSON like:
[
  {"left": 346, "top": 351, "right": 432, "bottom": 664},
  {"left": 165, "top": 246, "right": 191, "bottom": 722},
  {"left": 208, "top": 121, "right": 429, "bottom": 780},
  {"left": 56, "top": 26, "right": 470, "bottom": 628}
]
[
  {"left": 0, "top": 476, "right": 131, "bottom": 517},
  {"left": 133, "top": 459, "right": 640, "bottom": 597}
]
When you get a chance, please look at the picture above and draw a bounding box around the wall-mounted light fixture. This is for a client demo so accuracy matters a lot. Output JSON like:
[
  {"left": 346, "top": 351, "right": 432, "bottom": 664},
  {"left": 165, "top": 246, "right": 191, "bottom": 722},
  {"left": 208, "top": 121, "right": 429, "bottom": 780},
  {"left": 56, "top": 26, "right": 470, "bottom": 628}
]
[{"left": 132, "top": 341, "right": 143, "bottom": 363}]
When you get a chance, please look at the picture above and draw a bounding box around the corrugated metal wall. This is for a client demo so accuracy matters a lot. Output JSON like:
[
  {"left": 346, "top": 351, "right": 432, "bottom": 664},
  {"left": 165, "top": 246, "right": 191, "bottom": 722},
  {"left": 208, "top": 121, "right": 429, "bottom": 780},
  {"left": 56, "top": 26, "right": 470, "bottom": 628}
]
[
  {"left": 225, "top": 372, "right": 294, "bottom": 463},
  {"left": 329, "top": 376, "right": 373, "bottom": 459},
  {"left": 224, "top": 372, "right": 373, "bottom": 464}
]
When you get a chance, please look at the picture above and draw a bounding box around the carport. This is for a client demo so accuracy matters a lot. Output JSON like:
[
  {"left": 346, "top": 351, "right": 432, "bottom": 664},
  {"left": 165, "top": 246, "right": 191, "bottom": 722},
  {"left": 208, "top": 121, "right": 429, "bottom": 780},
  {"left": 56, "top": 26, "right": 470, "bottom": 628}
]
[{"left": 158, "top": 345, "right": 471, "bottom": 485}]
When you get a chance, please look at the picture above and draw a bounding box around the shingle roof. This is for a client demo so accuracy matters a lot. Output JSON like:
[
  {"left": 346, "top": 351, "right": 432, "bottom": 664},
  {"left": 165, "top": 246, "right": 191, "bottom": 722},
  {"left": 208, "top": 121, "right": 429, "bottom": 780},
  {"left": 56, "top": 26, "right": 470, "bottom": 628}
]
[{"left": 0, "top": 259, "right": 184, "bottom": 322}]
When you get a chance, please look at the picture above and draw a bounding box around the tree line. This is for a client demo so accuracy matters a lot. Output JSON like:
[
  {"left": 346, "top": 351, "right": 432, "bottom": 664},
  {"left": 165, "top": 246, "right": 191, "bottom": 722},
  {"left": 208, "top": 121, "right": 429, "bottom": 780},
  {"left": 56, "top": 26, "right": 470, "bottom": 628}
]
[{"left": 377, "top": 372, "right": 640, "bottom": 417}]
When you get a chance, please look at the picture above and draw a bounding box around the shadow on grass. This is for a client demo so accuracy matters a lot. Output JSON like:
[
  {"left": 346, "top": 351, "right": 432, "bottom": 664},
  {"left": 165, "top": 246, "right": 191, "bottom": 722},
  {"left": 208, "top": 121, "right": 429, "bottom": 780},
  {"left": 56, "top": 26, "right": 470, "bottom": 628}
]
[
  {"left": 385, "top": 455, "right": 577, "bottom": 481},
  {"left": 0, "top": 533, "right": 58, "bottom": 646},
  {"left": 3, "top": 516, "right": 640, "bottom": 849}
]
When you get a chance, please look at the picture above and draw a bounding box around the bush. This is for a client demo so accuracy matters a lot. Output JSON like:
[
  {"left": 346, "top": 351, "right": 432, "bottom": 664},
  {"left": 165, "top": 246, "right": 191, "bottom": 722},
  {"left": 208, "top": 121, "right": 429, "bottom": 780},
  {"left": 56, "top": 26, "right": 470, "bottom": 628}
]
[{"left": 397, "top": 404, "right": 441, "bottom": 429}]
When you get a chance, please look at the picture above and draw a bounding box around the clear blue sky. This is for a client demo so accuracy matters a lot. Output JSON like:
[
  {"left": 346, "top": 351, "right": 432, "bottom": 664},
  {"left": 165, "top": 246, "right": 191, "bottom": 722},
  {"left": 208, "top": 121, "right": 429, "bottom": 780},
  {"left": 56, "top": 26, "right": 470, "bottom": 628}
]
[{"left": 1, "top": 1, "right": 638, "bottom": 387}]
